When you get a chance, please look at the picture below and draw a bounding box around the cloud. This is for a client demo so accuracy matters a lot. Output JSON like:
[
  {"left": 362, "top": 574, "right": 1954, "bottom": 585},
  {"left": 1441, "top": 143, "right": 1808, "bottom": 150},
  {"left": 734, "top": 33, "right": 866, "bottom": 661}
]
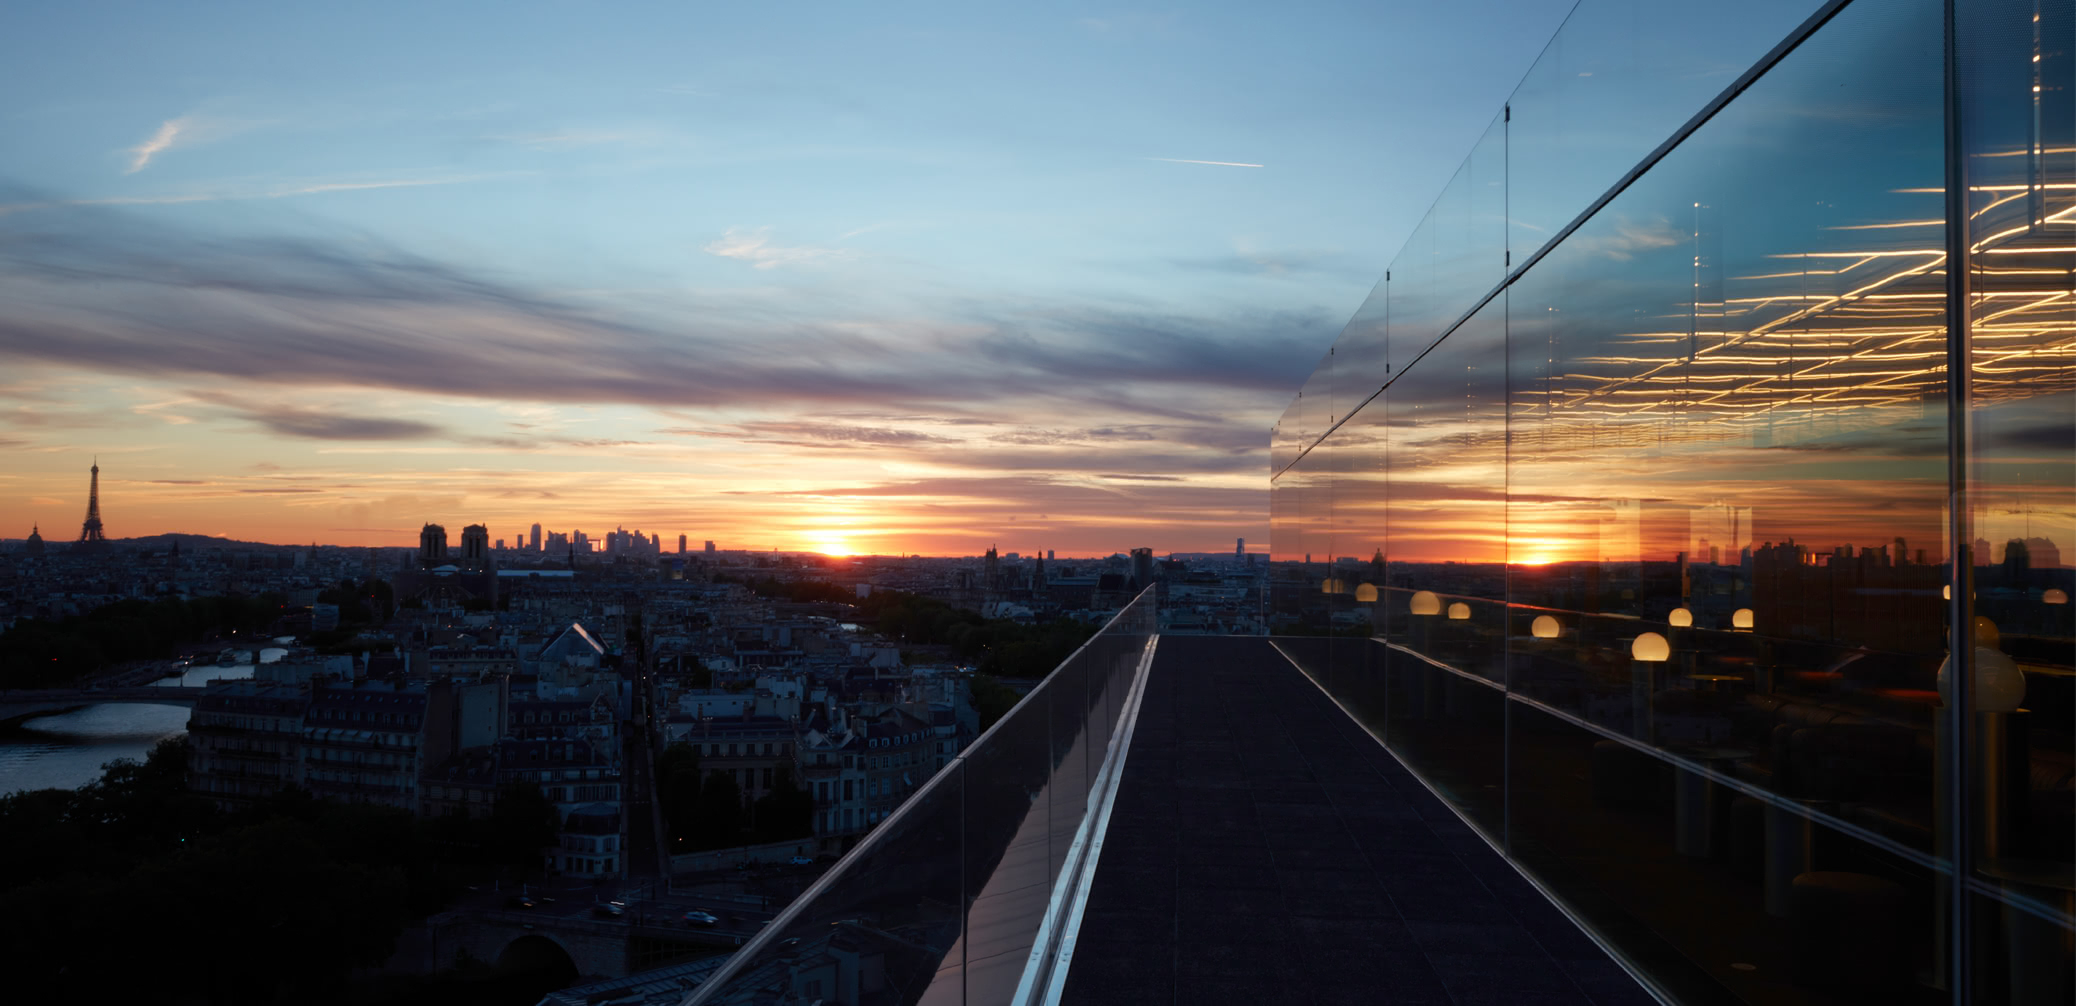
[
  {"left": 188, "top": 393, "right": 446, "bottom": 441},
  {"left": 1147, "top": 157, "right": 1264, "bottom": 168},
  {"left": 1570, "top": 214, "right": 1684, "bottom": 261},
  {"left": 708, "top": 422, "right": 963, "bottom": 449},
  {"left": 0, "top": 175, "right": 495, "bottom": 217},
  {"left": 125, "top": 117, "right": 192, "bottom": 173},
  {"left": 0, "top": 191, "right": 1326, "bottom": 431},
  {"left": 1169, "top": 248, "right": 1366, "bottom": 280},
  {"left": 703, "top": 227, "right": 849, "bottom": 269},
  {"left": 489, "top": 130, "right": 650, "bottom": 150}
]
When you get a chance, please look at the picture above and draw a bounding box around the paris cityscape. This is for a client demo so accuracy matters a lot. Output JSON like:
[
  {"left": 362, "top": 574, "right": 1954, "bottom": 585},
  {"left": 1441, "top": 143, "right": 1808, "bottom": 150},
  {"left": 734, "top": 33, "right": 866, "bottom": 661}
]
[{"left": 0, "top": 458, "right": 1265, "bottom": 1002}]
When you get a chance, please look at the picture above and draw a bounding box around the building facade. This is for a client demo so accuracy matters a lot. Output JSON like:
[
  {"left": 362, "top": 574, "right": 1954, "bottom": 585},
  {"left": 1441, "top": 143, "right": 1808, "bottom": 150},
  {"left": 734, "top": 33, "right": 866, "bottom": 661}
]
[
  {"left": 1268, "top": 1, "right": 2073, "bottom": 1003},
  {"left": 187, "top": 680, "right": 307, "bottom": 810}
]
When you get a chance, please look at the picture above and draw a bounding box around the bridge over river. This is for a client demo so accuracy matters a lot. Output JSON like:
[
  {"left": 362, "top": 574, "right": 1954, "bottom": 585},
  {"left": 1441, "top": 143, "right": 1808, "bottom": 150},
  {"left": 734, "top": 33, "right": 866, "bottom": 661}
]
[
  {"left": 401, "top": 907, "right": 751, "bottom": 980},
  {"left": 0, "top": 687, "right": 205, "bottom": 726}
]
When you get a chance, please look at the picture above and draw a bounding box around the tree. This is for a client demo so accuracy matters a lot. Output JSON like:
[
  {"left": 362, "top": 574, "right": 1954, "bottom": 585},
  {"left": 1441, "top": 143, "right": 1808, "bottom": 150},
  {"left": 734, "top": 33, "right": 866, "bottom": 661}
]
[
  {"left": 656, "top": 743, "right": 703, "bottom": 845},
  {"left": 693, "top": 769, "right": 744, "bottom": 850},
  {"left": 751, "top": 764, "right": 815, "bottom": 844},
  {"left": 486, "top": 784, "right": 558, "bottom": 877},
  {"left": 970, "top": 675, "right": 1022, "bottom": 732}
]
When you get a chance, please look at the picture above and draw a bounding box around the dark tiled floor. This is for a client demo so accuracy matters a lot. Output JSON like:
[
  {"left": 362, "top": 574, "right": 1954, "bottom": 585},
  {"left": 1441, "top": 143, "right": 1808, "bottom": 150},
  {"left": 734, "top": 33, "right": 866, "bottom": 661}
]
[{"left": 1060, "top": 635, "right": 1657, "bottom": 1006}]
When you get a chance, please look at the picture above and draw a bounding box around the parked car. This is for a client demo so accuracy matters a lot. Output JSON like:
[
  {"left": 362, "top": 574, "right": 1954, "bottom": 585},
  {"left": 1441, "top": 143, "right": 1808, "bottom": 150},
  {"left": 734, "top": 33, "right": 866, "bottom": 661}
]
[
  {"left": 788, "top": 856, "right": 814, "bottom": 866},
  {"left": 506, "top": 895, "right": 537, "bottom": 910},
  {"left": 684, "top": 910, "right": 719, "bottom": 927},
  {"left": 593, "top": 901, "right": 626, "bottom": 918}
]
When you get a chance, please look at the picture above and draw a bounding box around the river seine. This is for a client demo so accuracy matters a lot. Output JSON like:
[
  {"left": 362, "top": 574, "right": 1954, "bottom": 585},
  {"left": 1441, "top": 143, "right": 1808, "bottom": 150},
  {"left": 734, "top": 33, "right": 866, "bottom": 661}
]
[{"left": 0, "top": 646, "right": 289, "bottom": 795}]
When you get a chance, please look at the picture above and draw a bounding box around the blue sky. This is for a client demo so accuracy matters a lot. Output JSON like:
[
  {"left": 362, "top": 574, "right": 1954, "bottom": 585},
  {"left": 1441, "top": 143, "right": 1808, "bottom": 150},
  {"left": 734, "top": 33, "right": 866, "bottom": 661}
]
[{"left": 0, "top": 0, "right": 1582, "bottom": 554}]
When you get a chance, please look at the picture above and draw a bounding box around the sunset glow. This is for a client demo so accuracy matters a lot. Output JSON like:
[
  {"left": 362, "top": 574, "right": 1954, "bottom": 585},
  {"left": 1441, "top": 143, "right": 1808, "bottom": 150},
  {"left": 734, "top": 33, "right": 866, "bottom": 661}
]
[{"left": 0, "top": 3, "right": 1582, "bottom": 556}]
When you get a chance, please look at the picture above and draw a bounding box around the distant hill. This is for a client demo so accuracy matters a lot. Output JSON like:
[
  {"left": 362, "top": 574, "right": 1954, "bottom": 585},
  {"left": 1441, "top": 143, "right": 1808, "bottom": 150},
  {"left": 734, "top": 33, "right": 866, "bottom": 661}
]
[{"left": 117, "top": 532, "right": 298, "bottom": 551}]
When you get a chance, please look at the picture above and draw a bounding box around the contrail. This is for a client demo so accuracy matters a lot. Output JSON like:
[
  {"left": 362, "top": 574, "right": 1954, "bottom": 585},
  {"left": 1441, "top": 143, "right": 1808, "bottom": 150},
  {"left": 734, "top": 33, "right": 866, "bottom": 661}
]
[
  {"left": 1147, "top": 157, "right": 1264, "bottom": 168},
  {"left": 127, "top": 117, "right": 189, "bottom": 174}
]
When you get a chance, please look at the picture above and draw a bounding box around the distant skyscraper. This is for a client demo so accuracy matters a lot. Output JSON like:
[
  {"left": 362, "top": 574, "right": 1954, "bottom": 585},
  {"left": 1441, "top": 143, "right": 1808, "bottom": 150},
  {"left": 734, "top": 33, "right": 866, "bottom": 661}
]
[
  {"left": 530, "top": 523, "right": 542, "bottom": 551},
  {"left": 1047, "top": 549, "right": 1055, "bottom": 561},
  {"left": 1236, "top": 537, "right": 1245, "bottom": 556},
  {"left": 495, "top": 538, "right": 504, "bottom": 551},
  {"left": 705, "top": 540, "right": 715, "bottom": 554},
  {"left": 1131, "top": 547, "right": 1154, "bottom": 591},
  {"left": 678, "top": 534, "right": 687, "bottom": 553},
  {"left": 77, "top": 459, "right": 107, "bottom": 547}
]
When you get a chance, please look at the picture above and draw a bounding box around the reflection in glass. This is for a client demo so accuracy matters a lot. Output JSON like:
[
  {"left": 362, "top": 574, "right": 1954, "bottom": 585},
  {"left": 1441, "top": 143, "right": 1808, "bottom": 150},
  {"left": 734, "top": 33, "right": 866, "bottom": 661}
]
[
  {"left": 1262, "top": 0, "right": 2076, "bottom": 1000},
  {"left": 1958, "top": 2, "right": 2076, "bottom": 1002}
]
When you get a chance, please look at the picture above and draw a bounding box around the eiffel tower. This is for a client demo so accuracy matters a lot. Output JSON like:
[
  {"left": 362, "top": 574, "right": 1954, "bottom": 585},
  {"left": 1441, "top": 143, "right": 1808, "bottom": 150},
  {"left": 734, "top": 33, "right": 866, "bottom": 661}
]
[{"left": 77, "top": 458, "right": 108, "bottom": 549}]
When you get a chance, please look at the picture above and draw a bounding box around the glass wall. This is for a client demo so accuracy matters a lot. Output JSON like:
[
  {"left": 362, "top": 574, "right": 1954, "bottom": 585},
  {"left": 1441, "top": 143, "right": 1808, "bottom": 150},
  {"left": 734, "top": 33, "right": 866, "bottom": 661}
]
[
  {"left": 683, "top": 588, "right": 1158, "bottom": 1006},
  {"left": 1270, "top": 0, "right": 2074, "bottom": 1002}
]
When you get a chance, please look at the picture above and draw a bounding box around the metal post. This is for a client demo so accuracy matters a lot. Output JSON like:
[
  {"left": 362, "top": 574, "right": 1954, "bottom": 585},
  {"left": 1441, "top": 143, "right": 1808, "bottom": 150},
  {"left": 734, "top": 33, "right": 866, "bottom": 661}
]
[{"left": 1941, "top": 0, "right": 1975, "bottom": 998}]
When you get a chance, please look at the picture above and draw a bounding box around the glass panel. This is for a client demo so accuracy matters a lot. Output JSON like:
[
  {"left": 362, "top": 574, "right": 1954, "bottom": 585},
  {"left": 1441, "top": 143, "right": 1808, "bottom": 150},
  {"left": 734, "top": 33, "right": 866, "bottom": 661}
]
[
  {"left": 1271, "top": 442, "right": 1339, "bottom": 663},
  {"left": 1427, "top": 112, "right": 1509, "bottom": 340},
  {"left": 1273, "top": 397, "right": 1303, "bottom": 477},
  {"left": 1333, "top": 277, "right": 1390, "bottom": 416},
  {"left": 1386, "top": 208, "right": 1442, "bottom": 371},
  {"left": 1503, "top": 1, "right": 1950, "bottom": 1003},
  {"left": 693, "top": 758, "right": 968, "bottom": 1006},
  {"left": 956, "top": 669, "right": 1058, "bottom": 1002},
  {"left": 689, "top": 589, "right": 1159, "bottom": 1006},
  {"left": 1380, "top": 297, "right": 1508, "bottom": 836},
  {"left": 1506, "top": 0, "right": 1827, "bottom": 265},
  {"left": 1958, "top": 0, "right": 2076, "bottom": 997},
  {"left": 1300, "top": 347, "right": 1334, "bottom": 445}
]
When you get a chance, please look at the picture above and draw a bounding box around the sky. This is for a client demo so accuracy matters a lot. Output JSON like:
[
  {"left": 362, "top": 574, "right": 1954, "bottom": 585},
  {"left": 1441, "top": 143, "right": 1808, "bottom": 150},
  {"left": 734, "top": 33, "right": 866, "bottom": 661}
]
[{"left": 0, "top": 0, "right": 1580, "bottom": 557}]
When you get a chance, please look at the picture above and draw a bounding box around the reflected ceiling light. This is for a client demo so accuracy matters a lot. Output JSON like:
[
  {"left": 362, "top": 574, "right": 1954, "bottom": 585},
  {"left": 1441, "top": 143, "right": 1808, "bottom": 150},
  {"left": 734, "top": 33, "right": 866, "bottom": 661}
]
[
  {"left": 1531, "top": 615, "right": 1560, "bottom": 639},
  {"left": 1668, "top": 607, "right": 1693, "bottom": 628},
  {"left": 2045, "top": 588, "right": 2068, "bottom": 605},
  {"left": 1447, "top": 602, "right": 1471, "bottom": 620},
  {"left": 1731, "top": 608, "right": 1755, "bottom": 630},
  {"left": 1937, "top": 647, "right": 2027, "bottom": 714},
  {"left": 1321, "top": 578, "right": 1340, "bottom": 595},
  {"left": 1971, "top": 615, "right": 2001, "bottom": 649},
  {"left": 1410, "top": 590, "right": 1441, "bottom": 616},
  {"left": 1631, "top": 632, "right": 1671, "bottom": 662},
  {"left": 1355, "top": 583, "right": 1379, "bottom": 602}
]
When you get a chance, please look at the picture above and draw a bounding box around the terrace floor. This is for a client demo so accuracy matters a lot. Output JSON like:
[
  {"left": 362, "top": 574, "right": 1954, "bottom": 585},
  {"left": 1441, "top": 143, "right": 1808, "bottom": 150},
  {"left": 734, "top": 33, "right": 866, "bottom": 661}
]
[{"left": 1059, "top": 634, "right": 1659, "bottom": 1006}]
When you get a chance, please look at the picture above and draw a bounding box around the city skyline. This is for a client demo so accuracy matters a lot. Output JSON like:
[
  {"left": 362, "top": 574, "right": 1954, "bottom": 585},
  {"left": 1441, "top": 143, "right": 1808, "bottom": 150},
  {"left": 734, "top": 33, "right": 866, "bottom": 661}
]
[{"left": 0, "top": 1, "right": 1582, "bottom": 557}]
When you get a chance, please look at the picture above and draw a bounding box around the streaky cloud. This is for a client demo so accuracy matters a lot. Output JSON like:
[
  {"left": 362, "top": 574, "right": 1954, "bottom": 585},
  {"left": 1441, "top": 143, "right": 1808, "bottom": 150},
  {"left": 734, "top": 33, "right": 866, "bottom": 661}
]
[
  {"left": 0, "top": 187, "right": 1327, "bottom": 429},
  {"left": 1147, "top": 157, "right": 1263, "bottom": 168},
  {"left": 125, "top": 117, "right": 190, "bottom": 174}
]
